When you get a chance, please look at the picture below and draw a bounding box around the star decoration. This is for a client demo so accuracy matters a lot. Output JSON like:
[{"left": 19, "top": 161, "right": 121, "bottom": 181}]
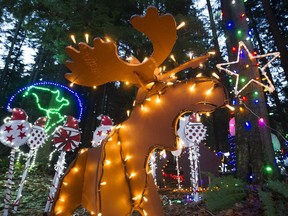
[
  {"left": 4, "top": 125, "right": 13, "bottom": 133},
  {"left": 17, "top": 123, "right": 25, "bottom": 131},
  {"left": 18, "top": 132, "right": 27, "bottom": 139},
  {"left": 96, "top": 130, "right": 102, "bottom": 136},
  {"left": 216, "top": 41, "right": 280, "bottom": 96},
  {"left": 6, "top": 135, "right": 15, "bottom": 142}
]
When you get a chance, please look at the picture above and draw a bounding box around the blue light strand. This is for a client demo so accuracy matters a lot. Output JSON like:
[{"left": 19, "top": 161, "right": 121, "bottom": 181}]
[{"left": 6, "top": 81, "right": 83, "bottom": 121}]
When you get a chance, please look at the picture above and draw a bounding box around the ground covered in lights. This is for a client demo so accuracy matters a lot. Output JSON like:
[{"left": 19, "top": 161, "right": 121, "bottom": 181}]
[{"left": 0, "top": 168, "right": 267, "bottom": 216}]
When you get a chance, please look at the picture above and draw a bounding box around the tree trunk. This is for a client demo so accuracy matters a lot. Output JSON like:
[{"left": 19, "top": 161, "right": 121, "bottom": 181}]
[
  {"left": 206, "top": 0, "right": 222, "bottom": 63},
  {"left": 206, "top": 0, "right": 230, "bottom": 152},
  {"left": 261, "top": 0, "right": 288, "bottom": 81},
  {"left": 29, "top": 47, "right": 44, "bottom": 84},
  {"left": 220, "top": 0, "right": 278, "bottom": 182}
]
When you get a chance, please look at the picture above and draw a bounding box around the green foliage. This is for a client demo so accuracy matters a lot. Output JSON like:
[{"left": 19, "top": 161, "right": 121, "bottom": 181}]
[
  {"left": 0, "top": 166, "right": 51, "bottom": 215},
  {"left": 258, "top": 180, "right": 288, "bottom": 216},
  {"left": 266, "top": 180, "right": 288, "bottom": 199},
  {"left": 258, "top": 190, "right": 276, "bottom": 216},
  {"left": 203, "top": 175, "right": 247, "bottom": 212}
]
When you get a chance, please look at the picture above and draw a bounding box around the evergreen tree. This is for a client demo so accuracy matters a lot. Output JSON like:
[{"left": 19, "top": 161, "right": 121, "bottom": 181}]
[{"left": 220, "top": 0, "right": 278, "bottom": 181}]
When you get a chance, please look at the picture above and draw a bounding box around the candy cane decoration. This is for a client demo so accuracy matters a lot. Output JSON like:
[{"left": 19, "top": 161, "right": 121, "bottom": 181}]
[
  {"left": 189, "top": 144, "right": 200, "bottom": 201},
  {"left": 177, "top": 113, "right": 207, "bottom": 202},
  {"left": 13, "top": 117, "right": 47, "bottom": 213},
  {"left": 3, "top": 148, "right": 16, "bottom": 216},
  {"left": 44, "top": 116, "right": 81, "bottom": 213},
  {"left": 171, "top": 143, "right": 182, "bottom": 190},
  {"left": 12, "top": 151, "right": 33, "bottom": 211},
  {"left": 175, "top": 156, "right": 181, "bottom": 189},
  {"left": 45, "top": 151, "right": 66, "bottom": 212},
  {"left": 0, "top": 108, "right": 31, "bottom": 215}
]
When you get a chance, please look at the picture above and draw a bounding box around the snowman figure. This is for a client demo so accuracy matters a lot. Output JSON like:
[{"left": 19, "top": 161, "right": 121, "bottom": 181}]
[
  {"left": 92, "top": 115, "right": 114, "bottom": 147},
  {"left": 0, "top": 108, "right": 31, "bottom": 147}
]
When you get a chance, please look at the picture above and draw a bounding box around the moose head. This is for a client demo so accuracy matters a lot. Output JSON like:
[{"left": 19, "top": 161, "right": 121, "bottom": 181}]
[{"left": 50, "top": 6, "right": 228, "bottom": 216}]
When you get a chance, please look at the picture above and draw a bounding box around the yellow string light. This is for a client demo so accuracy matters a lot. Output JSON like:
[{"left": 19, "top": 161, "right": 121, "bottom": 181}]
[
  {"left": 190, "top": 83, "right": 196, "bottom": 91},
  {"left": 226, "top": 104, "right": 235, "bottom": 111},
  {"left": 156, "top": 95, "right": 161, "bottom": 103},
  {"left": 212, "top": 72, "right": 220, "bottom": 79},
  {"left": 176, "top": 21, "right": 185, "bottom": 30},
  {"left": 70, "top": 35, "right": 76, "bottom": 44},
  {"left": 206, "top": 87, "right": 214, "bottom": 95},
  {"left": 85, "top": 33, "right": 89, "bottom": 43},
  {"left": 170, "top": 54, "right": 176, "bottom": 62},
  {"left": 129, "top": 172, "right": 136, "bottom": 179}
]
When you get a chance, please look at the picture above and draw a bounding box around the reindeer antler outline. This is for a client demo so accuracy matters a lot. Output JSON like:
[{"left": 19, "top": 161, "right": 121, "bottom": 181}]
[{"left": 65, "top": 7, "right": 178, "bottom": 88}]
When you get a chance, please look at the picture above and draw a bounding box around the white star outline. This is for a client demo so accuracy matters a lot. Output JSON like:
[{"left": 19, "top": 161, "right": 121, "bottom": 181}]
[{"left": 216, "top": 41, "right": 280, "bottom": 96}]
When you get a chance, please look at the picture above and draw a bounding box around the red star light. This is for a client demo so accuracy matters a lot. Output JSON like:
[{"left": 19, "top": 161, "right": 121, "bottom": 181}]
[
  {"left": 17, "top": 123, "right": 25, "bottom": 131},
  {"left": 97, "top": 130, "right": 102, "bottom": 136},
  {"left": 4, "top": 125, "right": 13, "bottom": 133},
  {"left": 18, "top": 132, "right": 27, "bottom": 139},
  {"left": 216, "top": 41, "right": 279, "bottom": 96},
  {"left": 6, "top": 135, "right": 15, "bottom": 142}
]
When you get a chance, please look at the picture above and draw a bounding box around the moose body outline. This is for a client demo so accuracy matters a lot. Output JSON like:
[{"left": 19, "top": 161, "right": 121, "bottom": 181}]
[{"left": 50, "top": 6, "right": 228, "bottom": 216}]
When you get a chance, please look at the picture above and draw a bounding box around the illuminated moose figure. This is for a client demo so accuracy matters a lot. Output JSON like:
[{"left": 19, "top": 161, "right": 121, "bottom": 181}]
[{"left": 50, "top": 7, "right": 228, "bottom": 216}]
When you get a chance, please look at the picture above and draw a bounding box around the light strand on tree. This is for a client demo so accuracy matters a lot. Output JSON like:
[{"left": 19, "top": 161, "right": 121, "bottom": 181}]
[
  {"left": 242, "top": 103, "right": 288, "bottom": 143},
  {"left": 216, "top": 41, "right": 280, "bottom": 96}
]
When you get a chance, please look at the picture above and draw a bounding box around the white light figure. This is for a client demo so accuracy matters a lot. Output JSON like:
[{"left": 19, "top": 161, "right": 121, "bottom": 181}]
[
  {"left": 13, "top": 117, "right": 47, "bottom": 213},
  {"left": 177, "top": 113, "right": 207, "bottom": 202},
  {"left": 149, "top": 151, "right": 158, "bottom": 186},
  {"left": 171, "top": 141, "right": 183, "bottom": 190},
  {"left": 45, "top": 116, "right": 81, "bottom": 213}
]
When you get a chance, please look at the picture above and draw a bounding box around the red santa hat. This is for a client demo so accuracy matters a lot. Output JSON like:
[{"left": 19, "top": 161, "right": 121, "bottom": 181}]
[
  {"left": 99, "top": 115, "right": 113, "bottom": 126},
  {"left": 9, "top": 108, "right": 28, "bottom": 121},
  {"left": 188, "top": 113, "right": 198, "bottom": 123},
  {"left": 34, "top": 117, "right": 47, "bottom": 128},
  {"left": 64, "top": 116, "right": 79, "bottom": 130}
]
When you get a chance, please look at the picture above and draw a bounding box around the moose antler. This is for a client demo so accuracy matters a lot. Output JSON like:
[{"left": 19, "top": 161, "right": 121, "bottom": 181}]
[
  {"left": 65, "top": 7, "right": 177, "bottom": 88},
  {"left": 65, "top": 6, "right": 210, "bottom": 89}
]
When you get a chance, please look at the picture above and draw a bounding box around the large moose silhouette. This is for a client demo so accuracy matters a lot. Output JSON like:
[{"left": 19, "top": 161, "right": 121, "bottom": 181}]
[{"left": 50, "top": 7, "right": 228, "bottom": 216}]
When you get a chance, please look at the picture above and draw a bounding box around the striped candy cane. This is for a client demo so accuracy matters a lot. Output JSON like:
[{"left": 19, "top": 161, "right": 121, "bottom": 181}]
[
  {"left": 3, "top": 147, "right": 17, "bottom": 216},
  {"left": 12, "top": 150, "right": 34, "bottom": 213},
  {"left": 44, "top": 151, "right": 66, "bottom": 213}
]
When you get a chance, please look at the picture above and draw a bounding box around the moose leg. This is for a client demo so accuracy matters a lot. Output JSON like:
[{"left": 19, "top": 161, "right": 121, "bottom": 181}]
[
  {"left": 98, "top": 138, "right": 132, "bottom": 215},
  {"left": 134, "top": 174, "right": 164, "bottom": 216},
  {"left": 51, "top": 148, "right": 100, "bottom": 215},
  {"left": 51, "top": 149, "right": 89, "bottom": 215}
]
